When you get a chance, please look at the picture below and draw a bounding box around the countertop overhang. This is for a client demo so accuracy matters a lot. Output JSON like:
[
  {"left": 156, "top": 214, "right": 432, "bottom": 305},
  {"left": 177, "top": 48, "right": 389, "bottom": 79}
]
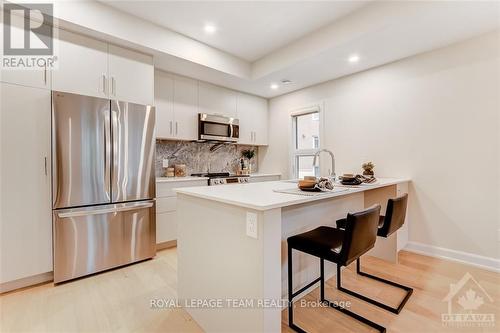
[{"left": 175, "top": 178, "right": 410, "bottom": 211}]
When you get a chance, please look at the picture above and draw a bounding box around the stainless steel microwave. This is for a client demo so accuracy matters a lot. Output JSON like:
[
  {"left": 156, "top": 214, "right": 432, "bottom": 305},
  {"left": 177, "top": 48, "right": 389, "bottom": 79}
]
[{"left": 198, "top": 113, "right": 239, "bottom": 142}]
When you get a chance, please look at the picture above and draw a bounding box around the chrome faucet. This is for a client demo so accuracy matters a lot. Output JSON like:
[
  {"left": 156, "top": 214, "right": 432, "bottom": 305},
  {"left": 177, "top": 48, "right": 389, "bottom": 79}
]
[{"left": 312, "top": 149, "right": 336, "bottom": 180}]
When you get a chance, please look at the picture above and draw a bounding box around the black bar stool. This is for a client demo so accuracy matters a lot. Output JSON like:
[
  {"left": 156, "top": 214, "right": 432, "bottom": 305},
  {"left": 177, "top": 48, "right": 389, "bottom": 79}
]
[
  {"left": 287, "top": 204, "right": 385, "bottom": 333},
  {"left": 336, "top": 193, "right": 413, "bottom": 314}
]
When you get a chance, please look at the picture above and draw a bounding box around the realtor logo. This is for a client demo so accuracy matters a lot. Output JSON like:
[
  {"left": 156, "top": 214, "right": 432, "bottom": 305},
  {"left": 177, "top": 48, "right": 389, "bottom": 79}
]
[
  {"left": 3, "top": 3, "right": 53, "bottom": 55},
  {"left": 442, "top": 272, "right": 495, "bottom": 328}
]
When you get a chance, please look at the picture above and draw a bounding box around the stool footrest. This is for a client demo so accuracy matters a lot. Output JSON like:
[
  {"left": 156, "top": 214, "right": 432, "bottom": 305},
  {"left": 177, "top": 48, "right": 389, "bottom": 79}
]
[
  {"left": 322, "top": 298, "right": 386, "bottom": 333},
  {"left": 291, "top": 277, "right": 322, "bottom": 299},
  {"left": 287, "top": 246, "right": 387, "bottom": 333},
  {"left": 351, "top": 258, "right": 413, "bottom": 314}
]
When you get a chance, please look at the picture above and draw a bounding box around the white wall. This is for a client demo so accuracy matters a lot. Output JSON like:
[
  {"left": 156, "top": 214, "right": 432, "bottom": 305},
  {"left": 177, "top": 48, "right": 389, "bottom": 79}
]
[{"left": 260, "top": 31, "right": 500, "bottom": 261}]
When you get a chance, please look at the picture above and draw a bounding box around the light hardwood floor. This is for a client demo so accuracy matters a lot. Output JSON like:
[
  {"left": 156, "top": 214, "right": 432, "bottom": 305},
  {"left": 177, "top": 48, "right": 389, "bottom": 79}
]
[{"left": 1, "top": 249, "right": 498, "bottom": 332}]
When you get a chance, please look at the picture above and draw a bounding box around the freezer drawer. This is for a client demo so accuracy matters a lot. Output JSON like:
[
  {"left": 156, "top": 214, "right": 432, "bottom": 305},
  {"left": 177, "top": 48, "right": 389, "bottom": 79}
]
[{"left": 53, "top": 200, "right": 156, "bottom": 283}]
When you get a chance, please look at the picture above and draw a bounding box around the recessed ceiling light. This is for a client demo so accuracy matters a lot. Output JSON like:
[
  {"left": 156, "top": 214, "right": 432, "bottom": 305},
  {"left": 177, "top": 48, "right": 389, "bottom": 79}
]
[
  {"left": 270, "top": 83, "right": 279, "bottom": 90},
  {"left": 204, "top": 24, "right": 217, "bottom": 34},
  {"left": 348, "top": 54, "right": 360, "bottom": 63}
]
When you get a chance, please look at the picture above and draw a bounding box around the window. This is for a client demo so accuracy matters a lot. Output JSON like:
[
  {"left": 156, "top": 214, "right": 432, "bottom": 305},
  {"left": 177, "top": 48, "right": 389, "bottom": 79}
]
[{"left": 292, "top": 110, "right": 320, "bottom": 179}]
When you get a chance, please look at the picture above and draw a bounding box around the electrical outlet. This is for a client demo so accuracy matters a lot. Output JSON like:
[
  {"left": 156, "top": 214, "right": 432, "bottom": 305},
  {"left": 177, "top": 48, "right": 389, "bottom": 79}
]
[
  {"left": 246, "top": 212, "right": 258, "bottom": 239},
  {"left": 162, "top": 158, "right": 169, "bottom": 168}
]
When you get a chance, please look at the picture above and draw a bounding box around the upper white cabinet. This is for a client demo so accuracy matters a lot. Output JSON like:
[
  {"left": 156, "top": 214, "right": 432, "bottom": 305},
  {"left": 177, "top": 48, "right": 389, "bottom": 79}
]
[
  {"left": 155, "top": 71, "right": 175, "bottom": 138},
  {"left": 237, "top": 93, "right": 268, "bottom": 145},
  {"left": 0, "top": 19, "right": 51, "bottom": 89},
  {"left": 1, "top": 83, "right": 52, "bottom": 287},
  {"left": 53, "top": 30, "right": 154, "bottom": 105},
  {"left": 198, "top": 81, "right": 237, "bottom": 118},
  {"left": 154, "top": 71, "right": 198, "bottom": 140},
  {"left": 108, "top": 44, "right": 154, "bottom": 105},
  {"left": 173, "top": 75, "right": 199, "bottom": 140},
  {"left": 52, "top": 29, "right": 108, "bottom": 98},
  {"left": 1, "top": 67, "right": 50, "bottom": 90},
  {"left": 154, "top": 70, "right": 268, "bottom": 144}
]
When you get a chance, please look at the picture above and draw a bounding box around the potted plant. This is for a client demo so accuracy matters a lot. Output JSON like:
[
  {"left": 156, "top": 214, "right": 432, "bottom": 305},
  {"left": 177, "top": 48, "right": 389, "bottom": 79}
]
[
  {"left": 241, "top": 149, "right": 255, "bottom": 174},
  {"left": 362, "top": 162, "right": 375, "bottom": 176}
]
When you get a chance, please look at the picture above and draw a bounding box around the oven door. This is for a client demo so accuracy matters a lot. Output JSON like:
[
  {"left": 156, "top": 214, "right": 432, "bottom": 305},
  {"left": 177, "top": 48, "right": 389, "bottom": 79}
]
[{"left": 199, "top": 114, "right": 239, "bottom": 142}]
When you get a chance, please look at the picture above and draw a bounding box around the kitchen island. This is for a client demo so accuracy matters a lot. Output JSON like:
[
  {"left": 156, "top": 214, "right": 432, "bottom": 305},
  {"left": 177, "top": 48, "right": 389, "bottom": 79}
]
[{"left": 175, "top": 178, "right": 410, "bottom": 333}]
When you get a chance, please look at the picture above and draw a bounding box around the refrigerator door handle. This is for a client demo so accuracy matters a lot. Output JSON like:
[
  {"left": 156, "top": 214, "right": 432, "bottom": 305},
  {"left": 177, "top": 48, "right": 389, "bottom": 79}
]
[
  {"left": 57, "top": 201, "right": 154, "bottom": 218},
  {"left": 104, "top": 110, "right": 111, "bottom": 201}
]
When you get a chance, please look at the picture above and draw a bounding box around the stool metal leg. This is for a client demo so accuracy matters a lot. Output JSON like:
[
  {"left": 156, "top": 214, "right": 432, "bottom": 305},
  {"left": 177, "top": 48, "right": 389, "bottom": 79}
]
[
  {"left": 352, "top": 258, "right": 414, "bottom": 314},
  {"left": 287, "top": 246, "right": 307, "bottom": 333},
  {"left": 320, "top": 258, "right": 325, "bottom": 301},
  {"left": 287, "top": 246, "right": 386, "bottom": 333},
  {"left": 326, "top": 265, "right": 387, "bottom": 333}
]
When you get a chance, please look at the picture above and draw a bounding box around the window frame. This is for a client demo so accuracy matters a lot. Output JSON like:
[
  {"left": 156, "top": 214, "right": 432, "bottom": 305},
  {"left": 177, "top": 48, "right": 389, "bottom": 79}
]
[{"left": 289, "top": 104, "right": 324, "bottom": 179}]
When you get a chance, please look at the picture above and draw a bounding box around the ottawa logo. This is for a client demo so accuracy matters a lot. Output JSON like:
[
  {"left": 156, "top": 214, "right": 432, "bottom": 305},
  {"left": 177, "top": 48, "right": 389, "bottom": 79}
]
[{"left": 442, "top": 272, "right": 495, "bottom": 328}]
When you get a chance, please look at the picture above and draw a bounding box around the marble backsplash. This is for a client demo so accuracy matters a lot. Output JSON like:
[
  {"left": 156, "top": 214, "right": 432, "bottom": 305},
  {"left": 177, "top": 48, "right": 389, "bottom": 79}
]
[{"left": 155, "top": 140, "right": 259, "bottom": 176}]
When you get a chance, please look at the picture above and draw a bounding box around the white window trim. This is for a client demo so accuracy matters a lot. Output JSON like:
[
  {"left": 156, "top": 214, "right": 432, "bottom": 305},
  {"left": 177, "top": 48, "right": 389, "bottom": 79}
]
[{"left": 289, "top": 102, "right": 325, "bottom": 179}]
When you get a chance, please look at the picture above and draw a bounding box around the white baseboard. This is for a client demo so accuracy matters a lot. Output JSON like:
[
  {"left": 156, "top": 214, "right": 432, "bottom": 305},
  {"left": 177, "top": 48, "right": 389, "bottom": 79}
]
[
  {"left": 0, "top": 271, "right": 53, "bottom": 294},
  {"left": 156, "top": 240, "right": 177, "bottom": 250},
  {"left": 404, "top": 241, "right": 500, "bottom": 273}
]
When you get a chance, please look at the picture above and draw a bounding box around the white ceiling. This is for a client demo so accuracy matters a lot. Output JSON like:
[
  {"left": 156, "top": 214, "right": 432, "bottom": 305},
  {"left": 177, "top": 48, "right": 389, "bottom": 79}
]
[
  {"left": 102, "top": 1, "right": 369, "bottom": 62},
  {"left": 71, "top": 1, "right": 500, "bottom": 98}
]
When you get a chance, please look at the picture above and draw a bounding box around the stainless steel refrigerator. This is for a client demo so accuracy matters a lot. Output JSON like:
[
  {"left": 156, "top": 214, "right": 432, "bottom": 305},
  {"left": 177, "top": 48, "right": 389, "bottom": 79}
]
[{"left": 51, "top": 91, "right": 156, "bottom": 283}]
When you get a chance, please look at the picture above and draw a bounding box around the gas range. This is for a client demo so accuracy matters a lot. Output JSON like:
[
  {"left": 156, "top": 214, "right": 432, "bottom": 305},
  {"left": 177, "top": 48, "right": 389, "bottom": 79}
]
[{"left": 191, "top": 172, "right": 250, "bottom": 186}]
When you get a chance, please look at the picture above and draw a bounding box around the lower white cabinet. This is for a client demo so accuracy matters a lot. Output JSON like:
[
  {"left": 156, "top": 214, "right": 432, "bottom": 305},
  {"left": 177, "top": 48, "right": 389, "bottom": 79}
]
[
  {"left": 0, "top": 83, "right": 52, "bottom": 289},
  {"left": 156, "top": 179, "right": 208, "bottom": 245},
  {"left": 156, "top": 211, "right": 177, "bottom": 244}
]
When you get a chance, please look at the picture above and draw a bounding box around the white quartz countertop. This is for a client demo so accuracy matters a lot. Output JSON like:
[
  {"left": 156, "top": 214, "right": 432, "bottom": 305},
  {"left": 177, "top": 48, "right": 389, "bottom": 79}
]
[
  {"left": 175, "top": 178, "right": 410, "bottom": 211},
  {"left": 156, "top": 173, "right": 281, "bottom": 183},
  {"left": 248, "top": 173, "right": 281, "bottom": 177},
  {"left": 156, "top": 176, "right": 209, "bottom": 183}
]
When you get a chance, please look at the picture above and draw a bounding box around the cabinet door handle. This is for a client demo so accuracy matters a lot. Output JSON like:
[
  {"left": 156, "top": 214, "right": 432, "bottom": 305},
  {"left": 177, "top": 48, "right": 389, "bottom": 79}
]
[
  {"left": 175, "top": 122, "right": 178, "bottom": 135},
  {"left": 102, "top": 74, "right": 106, "bottom": 94},
  {"left": 253, "top": 132, "right": 256, "bottom": 142},
  {"left": 43, "top": 66, "right": 47, "bottom": 85},
  {"left": 111, "top": 77, "right": 116, "bottom": 96},
  {"left": 169, "top": 121, "right": 173, "bottom": 135},
  {"left": 44, "top": 157, "right": 48, "bottom": 176}
]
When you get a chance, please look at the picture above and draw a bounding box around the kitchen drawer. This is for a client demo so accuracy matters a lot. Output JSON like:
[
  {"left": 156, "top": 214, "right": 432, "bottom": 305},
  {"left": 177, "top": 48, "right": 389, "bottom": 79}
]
[
  {"left": 156, "top": 197, "right": 177, "bottom": 213},
  {"left": 156, "top": 180, "right": 208, "bottom": 198},
  {"left": 156, "top": 211, "right": 176, "bottom": 243}
]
